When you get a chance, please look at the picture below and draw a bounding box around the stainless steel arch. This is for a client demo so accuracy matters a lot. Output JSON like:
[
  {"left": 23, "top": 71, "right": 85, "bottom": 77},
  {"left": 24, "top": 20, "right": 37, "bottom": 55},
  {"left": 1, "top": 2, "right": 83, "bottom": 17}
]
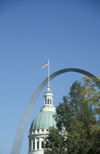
[{"left": 10, "top": 68, "right": 95, "bottom": 154}]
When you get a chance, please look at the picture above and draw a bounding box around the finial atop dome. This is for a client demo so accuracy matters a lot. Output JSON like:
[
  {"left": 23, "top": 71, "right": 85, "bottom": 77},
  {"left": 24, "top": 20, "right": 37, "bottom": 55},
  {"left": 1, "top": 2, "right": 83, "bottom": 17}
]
[
  {"left": 47, "top": 84, "right": 50, "bottom": 90},
  {"left": 47, "top": 84, "right": 50, "bottom": 88}
]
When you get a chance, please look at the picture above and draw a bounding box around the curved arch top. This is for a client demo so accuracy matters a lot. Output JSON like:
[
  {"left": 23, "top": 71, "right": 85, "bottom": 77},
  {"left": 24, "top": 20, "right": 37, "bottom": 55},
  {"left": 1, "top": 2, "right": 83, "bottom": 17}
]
[{"left": 10, "top": 68, "right": 96, "bottom": 154}]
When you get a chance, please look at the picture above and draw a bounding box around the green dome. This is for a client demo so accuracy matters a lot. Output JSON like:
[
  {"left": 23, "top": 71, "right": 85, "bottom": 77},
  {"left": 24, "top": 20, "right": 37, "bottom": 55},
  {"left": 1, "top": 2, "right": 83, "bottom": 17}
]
[{"left": 30, "top": 111, "right": 56, "bottom": 130}]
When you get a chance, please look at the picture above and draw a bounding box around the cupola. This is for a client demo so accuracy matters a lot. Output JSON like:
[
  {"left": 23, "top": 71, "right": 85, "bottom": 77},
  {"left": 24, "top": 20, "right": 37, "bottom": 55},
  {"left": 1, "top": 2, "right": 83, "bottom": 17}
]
[{"left": 40, "top": 85, "right": 56, "bottom": 112}]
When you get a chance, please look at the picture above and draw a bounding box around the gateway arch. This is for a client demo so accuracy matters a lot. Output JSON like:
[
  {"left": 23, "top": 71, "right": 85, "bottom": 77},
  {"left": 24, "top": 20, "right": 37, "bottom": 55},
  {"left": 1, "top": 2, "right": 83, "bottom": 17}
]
[{"left": 10, "top": 68, "right": 96, "bottom": 154}]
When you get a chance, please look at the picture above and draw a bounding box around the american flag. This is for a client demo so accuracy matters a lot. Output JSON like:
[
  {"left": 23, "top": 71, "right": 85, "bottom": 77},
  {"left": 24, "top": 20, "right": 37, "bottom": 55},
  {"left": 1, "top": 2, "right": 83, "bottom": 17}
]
[{"left": 42, "top": 61, "right": 49, "bottom": 68}]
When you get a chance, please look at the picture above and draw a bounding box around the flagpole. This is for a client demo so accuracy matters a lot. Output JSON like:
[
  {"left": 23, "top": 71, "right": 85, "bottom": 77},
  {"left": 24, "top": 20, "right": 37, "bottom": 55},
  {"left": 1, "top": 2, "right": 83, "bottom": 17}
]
[{"left": 48, "top": 59, "right": 49, "bottom": 85}]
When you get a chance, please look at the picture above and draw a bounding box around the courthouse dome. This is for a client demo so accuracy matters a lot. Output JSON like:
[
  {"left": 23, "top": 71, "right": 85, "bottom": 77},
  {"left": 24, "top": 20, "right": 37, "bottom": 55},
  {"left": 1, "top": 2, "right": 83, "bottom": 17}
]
[
  {"left": 30, "top": 111, "right": 56, "bottom": 129},
  {"left": 28, "top": 85, "right": 56, "bottom": 154}
]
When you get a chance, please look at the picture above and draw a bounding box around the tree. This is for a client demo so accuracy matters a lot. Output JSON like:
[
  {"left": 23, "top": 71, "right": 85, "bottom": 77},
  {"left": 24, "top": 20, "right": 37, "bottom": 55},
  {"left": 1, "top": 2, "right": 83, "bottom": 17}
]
[
  {"left": 44, "top": 127, "right": 67, "bottom": 154},
  {"left": 44, "top": 76, "right": 100, "bottom": 154}
]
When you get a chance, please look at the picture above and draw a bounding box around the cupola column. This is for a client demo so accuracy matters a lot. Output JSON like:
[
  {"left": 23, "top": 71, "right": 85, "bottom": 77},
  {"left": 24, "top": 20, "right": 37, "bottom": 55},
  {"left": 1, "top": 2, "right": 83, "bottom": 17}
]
[
  {"left": 31, "top": 139, "right": 33, "bottom": 151},
  {"left": 35, "top": 137, "right": 37, "bottom": 150}
]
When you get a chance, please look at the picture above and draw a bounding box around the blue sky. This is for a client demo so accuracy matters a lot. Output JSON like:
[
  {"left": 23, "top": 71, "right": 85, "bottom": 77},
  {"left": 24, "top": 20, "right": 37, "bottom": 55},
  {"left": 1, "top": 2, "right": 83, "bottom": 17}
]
[{"left": 0, "top": 0, "right": 100, "bottom": 154}]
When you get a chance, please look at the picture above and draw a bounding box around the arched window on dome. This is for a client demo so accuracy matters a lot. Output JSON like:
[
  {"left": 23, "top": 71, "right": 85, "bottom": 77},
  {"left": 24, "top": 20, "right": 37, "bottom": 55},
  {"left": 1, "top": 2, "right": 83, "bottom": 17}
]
[
  {"left": 37, "top": 138, "right": 39, "bottom": 149},
  {"left": 33, "top": 139, "right": 35, "bottom": 150},
  {"left": 41, "top": 141, "right": 44, "bottom": 148},
  {"left": 45, "top": 141, "right": 49, "bottom": 148},
  {"left": 48, "top": 99, "right": 49, "bottom": 104}
]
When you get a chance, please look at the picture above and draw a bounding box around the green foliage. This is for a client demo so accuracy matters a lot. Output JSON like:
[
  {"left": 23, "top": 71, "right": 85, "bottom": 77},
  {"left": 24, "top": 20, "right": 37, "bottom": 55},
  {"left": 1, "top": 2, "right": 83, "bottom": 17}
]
[
  {"left": 44, "top": 77, "right": 100, "bottom": 154},
  {"left": 44, "top": 127, "right": 67, "bottom": 154}
]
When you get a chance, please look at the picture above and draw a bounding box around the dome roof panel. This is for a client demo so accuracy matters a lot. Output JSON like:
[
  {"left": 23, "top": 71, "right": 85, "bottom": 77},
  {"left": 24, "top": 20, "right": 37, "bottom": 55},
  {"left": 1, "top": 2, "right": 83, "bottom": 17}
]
[{"left": 30, "top": 111, "right": 56, "bottom": 130}]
